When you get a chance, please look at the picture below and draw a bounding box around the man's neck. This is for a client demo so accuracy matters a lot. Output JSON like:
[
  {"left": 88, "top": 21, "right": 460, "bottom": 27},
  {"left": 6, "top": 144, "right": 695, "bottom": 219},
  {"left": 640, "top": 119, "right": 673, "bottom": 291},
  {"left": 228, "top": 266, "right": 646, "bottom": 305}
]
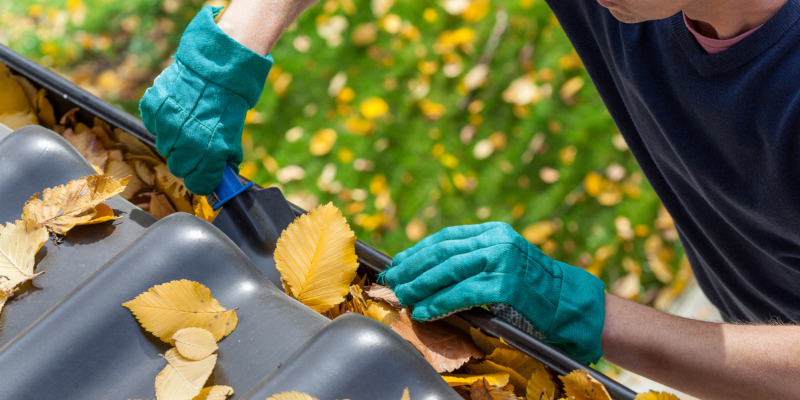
[{"left": 684, "top": 0, "right": 787, "bottom": 39}]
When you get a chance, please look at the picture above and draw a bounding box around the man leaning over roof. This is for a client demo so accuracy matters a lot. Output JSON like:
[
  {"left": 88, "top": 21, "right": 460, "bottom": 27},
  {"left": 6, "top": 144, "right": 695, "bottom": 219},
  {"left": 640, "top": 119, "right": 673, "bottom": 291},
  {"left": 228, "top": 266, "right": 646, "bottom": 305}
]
[{"left": 139, "top": 0, "right": 800, "bottom": 398}]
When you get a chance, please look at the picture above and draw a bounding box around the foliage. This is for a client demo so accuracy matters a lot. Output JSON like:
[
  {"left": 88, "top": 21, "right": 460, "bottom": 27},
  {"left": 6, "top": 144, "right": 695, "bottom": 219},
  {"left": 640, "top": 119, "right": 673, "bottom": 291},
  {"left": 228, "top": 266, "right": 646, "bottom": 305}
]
[{"left": 0, "top": 0, "right": 690, "bottom": 308}]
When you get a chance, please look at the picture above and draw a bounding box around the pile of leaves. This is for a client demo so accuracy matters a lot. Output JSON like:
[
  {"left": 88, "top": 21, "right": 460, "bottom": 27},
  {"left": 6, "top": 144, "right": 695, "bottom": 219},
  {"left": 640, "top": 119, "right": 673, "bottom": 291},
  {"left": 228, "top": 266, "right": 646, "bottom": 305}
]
[
  {"left": 0, "top": 61, "right": 219, "bottom": 224},
  {"left": 123, "top": 280, "right": 238, "bottom": 400},
  {"left": 271, "top": 202, "right": 681, "bottom": 400},
  {"left": 0, "top": 173, "right": 129, "bottom": 315}
]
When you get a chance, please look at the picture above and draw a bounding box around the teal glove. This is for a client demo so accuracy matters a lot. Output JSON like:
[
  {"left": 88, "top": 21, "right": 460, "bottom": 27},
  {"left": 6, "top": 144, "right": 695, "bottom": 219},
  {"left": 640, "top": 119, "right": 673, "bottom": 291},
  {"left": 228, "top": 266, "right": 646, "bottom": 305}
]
[
  {"left": 139, "top": 6, "right": 273, "bottom": 195},
  {"left": 379, "top": 222, "right": 606, "bottom": 365}
]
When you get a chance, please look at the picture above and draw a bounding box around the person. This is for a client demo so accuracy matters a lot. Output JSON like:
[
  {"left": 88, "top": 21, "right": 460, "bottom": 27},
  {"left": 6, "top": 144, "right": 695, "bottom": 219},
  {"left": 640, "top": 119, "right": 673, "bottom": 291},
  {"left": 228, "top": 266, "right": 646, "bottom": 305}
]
[{"left": 139, "top": 0, "right": 800, "bottom": 398}]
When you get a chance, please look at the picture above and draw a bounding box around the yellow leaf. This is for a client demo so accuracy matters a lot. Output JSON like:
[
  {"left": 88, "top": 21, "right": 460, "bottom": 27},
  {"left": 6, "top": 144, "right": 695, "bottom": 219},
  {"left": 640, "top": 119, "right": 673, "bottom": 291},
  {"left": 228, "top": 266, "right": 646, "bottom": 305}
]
[
  {"left": 363, "top": 299, "right": 398, "bottom": 326},
  {"left": 82, "top": 203, "right": 119, "bottom": 225},
  {"left": 0, "top": 219, "right": 48, "bottom": 297},
  {"left": 11, "top": 75, "right": 38, "bottom": 112},
  {"left": 634, "top": 391, "right": 681, "bottom": 400},
  {"left": 117, "top": 129, "right": 160, "bottom": 160},
  {"left": 400, "top": 387, "right": 410, "bottom": 400},
  {"left": 170, "top": 327, "right": 219, "bottom": 361},
  {"left": 469, "top": 327, "right": 512, "bottom": 355},
  {"left": 442, "top": 372, "right": 510, "bottom": 387},
  {"left": 560, "top": 77, "right": 585, "bottom": 102},
  {"left": 0, "top": 63, "right": 38, "bottom": 130},
  {"left": 522, "top": 221, "right": 556, "bottom": 245},
  {"left": 191, "top": 385, "right": 234, "bottom": 400},
  {"left": 470, "top": 378, "right": 517, "bottom": 400},
  {"left": 62, "top": 128, "right": 109, "bottom": 174},
  {"left": 155, "top": 164, "right": 193, "bottom": 213},
  {"left": 0, "top": 295, "right": 8, "bottom": 316},
  {"left": 122, "top": 279, "right": 238, "bottom": 343},
  {"left": 274, "top": 202, "right": 359, "bottom": 313},
  {"left": 36, "top": 89, "right": 56, "bottom": 129},
  {"left": 155, "top": 347, "right": 216, "bottom": 400},
  {"left": 526, "top": 361, "right": 556, "bottom": 400},
  {"left": 390, "top": 308, "right": 483, "bottom": 373},
  {"left": 309, "top": 128, "right": 337, "bottom": 156},
  {"left": 134, "top": 160, "right": 156, "bottom": 187},
  {"left": 266, "top": 393, "right": 319, "bottom": 400},
  {"left": 21, "top": 174, "right": 129, "bottom": 235},
  {"left": 486, "top": 348, "right": 547, "bottom": 380},
  {"left": 105, "top": 160, "right": 143, "bottom": 200},
  {"left": 193, "top": 196, "right": 220, "bottom": 224},
  {"left": 466, "top": 360, "right": 527, "bottom": 397},
  {"left": 560, "top": 370, "right": 611, "bottom": 400}
]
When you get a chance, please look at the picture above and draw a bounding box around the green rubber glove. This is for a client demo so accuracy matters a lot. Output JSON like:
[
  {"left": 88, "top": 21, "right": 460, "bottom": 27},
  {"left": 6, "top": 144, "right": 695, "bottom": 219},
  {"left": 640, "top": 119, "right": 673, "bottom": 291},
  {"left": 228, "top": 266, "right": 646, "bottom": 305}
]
[
  {"left": 379, "top": 222, "right": 606, "bottom": 365},
  {"left": 139, "top": 6, "right": 273, "bottom": 195}
]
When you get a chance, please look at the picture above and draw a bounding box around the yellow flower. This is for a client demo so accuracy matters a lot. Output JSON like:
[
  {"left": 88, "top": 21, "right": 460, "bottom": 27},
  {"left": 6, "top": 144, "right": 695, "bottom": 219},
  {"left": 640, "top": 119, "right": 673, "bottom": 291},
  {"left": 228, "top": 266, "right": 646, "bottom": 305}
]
[{"left": 360, "top": 97, "right": 389, "bottom": 119}]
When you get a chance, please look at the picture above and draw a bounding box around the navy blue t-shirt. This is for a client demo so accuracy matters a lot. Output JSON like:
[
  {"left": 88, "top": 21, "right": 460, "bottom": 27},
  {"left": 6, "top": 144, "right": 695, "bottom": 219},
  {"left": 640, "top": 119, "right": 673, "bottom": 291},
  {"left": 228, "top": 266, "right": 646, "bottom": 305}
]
[{"left": 546, "top": 0, "right": 800, "bottom": 322}]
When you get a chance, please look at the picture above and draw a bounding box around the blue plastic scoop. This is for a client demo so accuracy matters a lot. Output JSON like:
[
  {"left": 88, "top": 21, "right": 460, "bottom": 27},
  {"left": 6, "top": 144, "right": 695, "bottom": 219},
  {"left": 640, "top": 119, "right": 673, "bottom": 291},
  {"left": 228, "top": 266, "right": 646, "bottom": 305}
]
[{"left": 207, "top": 164, "right": 254, "bottom": 211}]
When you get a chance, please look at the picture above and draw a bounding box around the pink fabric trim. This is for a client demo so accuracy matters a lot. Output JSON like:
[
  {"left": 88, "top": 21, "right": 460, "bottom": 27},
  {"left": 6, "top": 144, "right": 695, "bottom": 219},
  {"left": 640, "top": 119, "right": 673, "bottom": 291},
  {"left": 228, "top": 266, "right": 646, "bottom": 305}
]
[{"left": 682, "top": 11, "right": 764, "bottom": 54}]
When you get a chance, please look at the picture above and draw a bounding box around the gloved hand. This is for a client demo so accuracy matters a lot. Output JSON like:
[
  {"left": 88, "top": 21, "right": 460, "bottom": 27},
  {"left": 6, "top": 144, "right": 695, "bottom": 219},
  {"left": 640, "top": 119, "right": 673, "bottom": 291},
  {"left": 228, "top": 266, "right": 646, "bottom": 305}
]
[
  {"left": 139, "top": 6, "right": 273, "bottom": 195},
  {"left": 379, "top": 222, "right": 606, "bottom": 365}
]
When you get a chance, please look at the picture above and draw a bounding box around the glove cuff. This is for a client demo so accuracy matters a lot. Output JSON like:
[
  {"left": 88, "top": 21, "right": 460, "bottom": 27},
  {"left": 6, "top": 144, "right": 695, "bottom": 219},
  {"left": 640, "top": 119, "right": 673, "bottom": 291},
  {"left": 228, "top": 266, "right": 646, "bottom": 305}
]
[
  {"left": 175, "top": 6, "right": 273, "bottom": 108},
  {"left": 546, "top": 261, "right": 606, "bottom": 365}
]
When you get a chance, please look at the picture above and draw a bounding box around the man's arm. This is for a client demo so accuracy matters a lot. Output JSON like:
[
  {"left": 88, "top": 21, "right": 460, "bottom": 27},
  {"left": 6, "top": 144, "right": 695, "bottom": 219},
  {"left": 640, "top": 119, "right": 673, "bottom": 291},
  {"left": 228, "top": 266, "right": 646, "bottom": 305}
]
[
  {"left": 602, "top": 294, "right": 800, "bottom": 399},
  {"left": 216, "top": 0, "right": 318, "bottom": 56}
]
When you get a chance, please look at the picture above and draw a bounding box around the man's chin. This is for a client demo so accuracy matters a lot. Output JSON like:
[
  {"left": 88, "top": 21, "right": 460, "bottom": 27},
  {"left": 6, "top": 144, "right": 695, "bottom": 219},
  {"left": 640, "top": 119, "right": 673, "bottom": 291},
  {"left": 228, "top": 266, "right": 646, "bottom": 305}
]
[{"left": 607, "top": 8, "right": 647, "bottom": 23}]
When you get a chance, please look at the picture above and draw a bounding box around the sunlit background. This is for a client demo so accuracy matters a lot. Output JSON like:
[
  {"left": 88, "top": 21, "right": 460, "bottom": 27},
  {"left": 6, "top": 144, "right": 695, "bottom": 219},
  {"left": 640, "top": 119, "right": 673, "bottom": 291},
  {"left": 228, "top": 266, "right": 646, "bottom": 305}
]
[{"left": 0, "top": 0, "right": 698, "bottom": 371}]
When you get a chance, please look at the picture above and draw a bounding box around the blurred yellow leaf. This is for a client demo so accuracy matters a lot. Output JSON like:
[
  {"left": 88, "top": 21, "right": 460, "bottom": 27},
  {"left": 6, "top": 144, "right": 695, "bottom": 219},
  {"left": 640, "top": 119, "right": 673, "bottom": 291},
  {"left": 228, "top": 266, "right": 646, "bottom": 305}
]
[
  {"left": 470, "top": 327, "right": 512, "bottom": 355},
  {"left": 191, "top": 385, "right": 234, "bottom": 400},
  {"left": 460, "top": 0, "right": 490, "bottom": 22},
  {"left": 309, "top": 128, "right": 337, "bottom": 156},
  {"left": 352, "top": 22, "right": 378, "bottom": 46},
  {"left": 0, "top": 63, "right": 38, "bottom": 129},
  {"left": 522, "top": 221, "right": 556, "bottom": 245},
  {"left": 122, "top": 279, "right": 238, "bottom": 343},
  {"left": 502, "top": 75, "right": 541, "bottom": 106},
  {"left": 36, "top": 89, "right": 56, "bottom": 129},
  {"left": 22, "top": 174, "right": 129, "bottom": 235},
  {"left": 584, "top": 172, "right": 604, "bottom": 197},
  {"left": 274, "top": 202, "right": 359, "bottom": 313},
  {"left": 170, "top": 327, "right": 218, "bottom": 361},
  {"left": 360, "top": 97, "right": 389, "bottom": 119},
  {"left": 155, "top": 347, "right": 216, "bottom": 400},
  {"left": 400, "top": 387, "right": 410, "bottom": 400},
  {"left": 560, "top": 370, "right": 611, "bottom": 400},
  {"left": 371, "top": 0, "right": 395, "bottom": 17},
  {"left": 634, "top": 392, "right": 681, "bottom": 400},
  {"left": 405, "top": 218, "right": 427, "bottom": 241},
  {"left": 560, "top": 77, "right": 585, "bottom": 102},
  {"left": 266, "top": 392, "right": 319, "bottom": 400}
]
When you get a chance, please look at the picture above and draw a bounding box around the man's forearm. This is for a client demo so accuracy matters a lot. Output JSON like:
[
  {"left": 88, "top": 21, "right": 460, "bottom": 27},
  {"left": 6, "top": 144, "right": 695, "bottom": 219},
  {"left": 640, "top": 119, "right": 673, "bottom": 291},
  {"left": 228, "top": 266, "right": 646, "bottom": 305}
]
[
  {"left": 216, "top": 0, "right": 316, "bottom": 56},
  {"left": 601, "top": 294, "right": 800, "bottom": 399}
]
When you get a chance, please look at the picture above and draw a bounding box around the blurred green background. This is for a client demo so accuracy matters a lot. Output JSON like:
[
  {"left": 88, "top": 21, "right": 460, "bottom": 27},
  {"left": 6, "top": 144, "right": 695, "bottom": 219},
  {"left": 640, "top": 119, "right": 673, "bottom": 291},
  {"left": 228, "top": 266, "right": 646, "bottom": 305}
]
[{"left": 0, "top": 0, "right": 691, "bottom": 309}]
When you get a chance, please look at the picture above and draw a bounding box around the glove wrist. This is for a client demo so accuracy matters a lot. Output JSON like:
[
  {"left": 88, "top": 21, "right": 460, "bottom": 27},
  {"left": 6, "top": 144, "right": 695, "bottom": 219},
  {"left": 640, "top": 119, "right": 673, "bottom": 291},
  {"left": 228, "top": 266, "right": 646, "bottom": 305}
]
[{"left": 175, "top": 6, "right": 273, "bottom": 108}]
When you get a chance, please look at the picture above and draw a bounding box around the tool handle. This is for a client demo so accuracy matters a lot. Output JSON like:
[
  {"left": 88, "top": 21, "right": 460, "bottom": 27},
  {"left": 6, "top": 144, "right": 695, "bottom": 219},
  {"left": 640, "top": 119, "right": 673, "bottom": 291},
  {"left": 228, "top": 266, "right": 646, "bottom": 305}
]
[{"left": 209, "top": 164, "right": 254, "bottom": 211}]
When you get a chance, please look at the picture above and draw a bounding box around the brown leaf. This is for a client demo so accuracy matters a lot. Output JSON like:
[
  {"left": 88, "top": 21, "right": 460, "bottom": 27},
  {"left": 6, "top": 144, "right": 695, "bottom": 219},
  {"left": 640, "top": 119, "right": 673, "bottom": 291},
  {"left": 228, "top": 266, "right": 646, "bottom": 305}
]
[
  {"left": 466, "top": 360, "right": 527, "bottom": 397},
  {"left": 21, "top": 174, "right": 129, "bottom": 235},
  {"left": 364, "top": 283, "right": 401, "bottom": 308},
  {"left": 155, "top": 164, "right": 193, "bottom": 213},
  {"left": 36, "top": 89, "right": 55, "bottom": 129},
  {"left": 390, "top": 308, "right": 483, "bottom": 373},
  {"left": 146, "top": 193, "right": 177, "bottom": 219},
  {"left": 59, "top": 107, "right": 79, "bottom": 127},
  {"left": 105, "top": 160, "right": 143, "bottom": 200},
  {"left": 62, "top": 128, "right": 109, "bottom": 174},
  {"left": 470, "top": 378, "right": 517, "bottom": 400}
]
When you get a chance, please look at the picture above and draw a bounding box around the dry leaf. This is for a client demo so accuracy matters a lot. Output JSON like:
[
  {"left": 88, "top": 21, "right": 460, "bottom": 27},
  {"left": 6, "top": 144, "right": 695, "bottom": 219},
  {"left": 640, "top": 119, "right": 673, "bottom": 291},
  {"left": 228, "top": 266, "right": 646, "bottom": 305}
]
[
  {"left": 470, "top": 328, "right": 512, "bottom": 355},
  {"left": 21, "top": 174, "right": 129, "bottom": 235},
  {"left": 117, "top": 129, "right": 160, "bottom": 160},
  {"left": 400, "top": 387, "right": 410, "bottom": 400},
  {"left": 106, "top": 160, "right": 143, "bottom": 200},
  {"left": 390, "top": 308, "right": 483, "bottom": 373},
  {"left": 170, "top": 327, "right": 219, "bottom": 361},
  {"left": 487, "top": 348, "right": 546, "bottom": 380},
  {"left": 155, "top": 164, "right": 193, "bottom": 213},
  {"left": 134, "top": 160, "right": 156, "bottom": 187},
  {"left": 364, "top": 299, "right": 398, "bottom": 326},
  {"left": 364, "top": 283, "right": 401, "bottom": 308},
  {"left": 191, "top": 385, "right": 234, "bottom": 400},
  {"left": 634, "top": 392, "right": 681, "bottom": 400},
  {"left": 0, "top": 64, "right": 39, "bottom": 129},
  {"left": 146, "top": 193, "right": 177, "bottom": 219},
  {"left": 0, "top": 219, "right": 48, "bottom": 299},
  {"left": 466, "top": 360, "right": 527, "bottom": 397},
  {"left": 82, "top": 203, "right": 119, "bottom": 225},
  {"left": 470, "top": 378, "right": 517, "bottom": 400},
  {"left": 155, "top": 347, "right": 217, "bottom": 400},
  {"left": 274, "top": 202, "right": 359, "bottom": 313},
  {"left": 443, "top": 372, "right": 510, "bottom": 388},
  {"left": 62, "top": 128, "right": 109, "bottom": 174},
  {"left": 193, "top": 196, "right": 220, "bottom": 223},
  {"left": 526, "top": 362, "right": 556, "bottom": 400},
  {"left": 266, "top": 393, "right": 319, "bottom": 400},
  {"left": 11, "top": 74, "right": 37, "bottom": 112},
  {"left": 560, "top": 370, "right": 611, "bottom": 400},
  {"left": 36, "top": 89, "right": 56, "bottom": 129},
  {"left": 122, "top": 279, "right": 238, "bottom": 343}
]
